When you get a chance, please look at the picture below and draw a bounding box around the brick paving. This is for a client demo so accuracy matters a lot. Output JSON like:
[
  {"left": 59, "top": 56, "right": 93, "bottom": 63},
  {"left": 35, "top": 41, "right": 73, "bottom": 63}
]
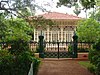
[{"left": 37, "top": 59, "right": 93, "bottom": 75}]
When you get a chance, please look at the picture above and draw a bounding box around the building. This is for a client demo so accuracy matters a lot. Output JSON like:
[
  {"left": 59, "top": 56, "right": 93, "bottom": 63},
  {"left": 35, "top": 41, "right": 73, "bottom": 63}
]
[{"left": 33, "top": 12, "right": 81, "bottom": 42}]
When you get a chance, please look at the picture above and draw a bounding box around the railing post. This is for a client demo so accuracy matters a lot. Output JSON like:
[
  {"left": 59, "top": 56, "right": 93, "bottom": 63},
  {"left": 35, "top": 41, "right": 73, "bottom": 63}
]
[
  {"left": 38, "top": 34, "right": 44, "bottom": 58},
  {"left": 73, "top": 32, "right": 78, "bottom": 58}
]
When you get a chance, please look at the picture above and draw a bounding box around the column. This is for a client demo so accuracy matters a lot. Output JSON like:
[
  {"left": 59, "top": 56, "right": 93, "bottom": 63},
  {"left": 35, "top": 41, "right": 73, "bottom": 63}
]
[
  {"left": 51, "top": 31, "right": 52, "bottom": 42},
  {"left": 65, "top": 31, "right": 67, "bottom": 42},
  {"left": 61, "top": 27, "right": 63, "bottom": 42},
  {"left": 34, "top": 29, "right": 36, "bottom": 41},
  {"left": 58, "top": 31, "right": 59, "bottom": 41},
  {"left": 47, "top": 27, "right": 49, "bottom": 42},
  {"left": 37, "top": 31, "right": 38, "bottom": 42}
]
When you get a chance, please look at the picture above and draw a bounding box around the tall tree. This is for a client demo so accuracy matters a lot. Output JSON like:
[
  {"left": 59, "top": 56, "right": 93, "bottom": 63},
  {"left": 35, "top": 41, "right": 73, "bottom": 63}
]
[{"left": 77, "top": 18, "right": 100, "bottom": 42}]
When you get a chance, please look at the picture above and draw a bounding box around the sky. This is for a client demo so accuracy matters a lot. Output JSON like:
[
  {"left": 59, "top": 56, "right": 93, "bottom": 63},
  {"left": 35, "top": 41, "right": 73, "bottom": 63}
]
[
  {"left": 34, "top": 0, "right": 91, "bottom": 18},
  {"left": 0, "top": 0, "right": 92, "bottom": 18}
]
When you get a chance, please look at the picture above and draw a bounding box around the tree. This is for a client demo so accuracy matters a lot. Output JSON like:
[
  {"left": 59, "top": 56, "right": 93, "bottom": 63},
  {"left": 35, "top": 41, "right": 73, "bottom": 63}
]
[
  {"left": 0, "top": 12, "right": 32, "bottom": 42},
  {"left": 57, "top": 0, "right": 96, "bottom": 17},
  {"left": 73, "top": 3, "right": 81, "bottom": 16},
  {"left": 0, "top": 0, "right": 48, "bottom": 18},
  {"left": 77, "top": 18, "right": 100, "bottom": 42},
  {"left": 89, "top": 8, "right": 100, "bottom": 21},
  {"left": 57, "top": 0, "right": 96, "bottom": 9}
]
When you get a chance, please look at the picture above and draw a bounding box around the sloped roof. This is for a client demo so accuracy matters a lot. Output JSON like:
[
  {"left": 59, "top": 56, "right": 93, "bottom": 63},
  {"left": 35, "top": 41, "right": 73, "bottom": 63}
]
[{"left": 39, "top": 12, "right": 81, "bottom": 19}]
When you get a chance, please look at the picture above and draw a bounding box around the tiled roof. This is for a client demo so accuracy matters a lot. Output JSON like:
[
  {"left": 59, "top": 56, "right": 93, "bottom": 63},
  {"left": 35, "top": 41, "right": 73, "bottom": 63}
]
[{"left": 39, "top": 12, "right": 81, "bottom": 19}]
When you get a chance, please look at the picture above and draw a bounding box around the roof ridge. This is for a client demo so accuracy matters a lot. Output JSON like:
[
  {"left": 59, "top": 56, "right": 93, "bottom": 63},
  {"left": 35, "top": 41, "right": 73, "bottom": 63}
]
[{"left": 39, "top": 12, "right": 81, "bottom": 19}]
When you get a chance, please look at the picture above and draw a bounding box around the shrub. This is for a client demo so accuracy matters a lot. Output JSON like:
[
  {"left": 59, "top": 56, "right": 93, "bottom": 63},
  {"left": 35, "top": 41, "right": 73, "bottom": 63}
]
[
  {"left": 96, "top": 61, "right": 100, "bottom": 75},
  {"left": 87, "top": 64, "right": 96, "bottom": 74},
  {"left": 88, "top": 49, "right": 97, "bottom": 63},
  {"left": 0, "top": 49, "right": 40, "bottom": 75},
  {"left": 88, "top": 39, "right": 100, "bottom": 75},
  {"left": 0, "top": 50, "right": 14, "bottom": 75},
  {"left": 33, "top": 58, "right": 41, "bottom": 75},
  {"left": 93, "top": 40, "right": 100, "bottom": 51},
  {"left": 8, "top": 40, "right": 30, "bottom": 54}
]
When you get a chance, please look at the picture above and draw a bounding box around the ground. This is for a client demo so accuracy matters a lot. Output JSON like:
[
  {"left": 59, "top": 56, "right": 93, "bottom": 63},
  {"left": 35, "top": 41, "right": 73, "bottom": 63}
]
[{"left": 37, "top": 59, "right": 93, "bottom": 75}]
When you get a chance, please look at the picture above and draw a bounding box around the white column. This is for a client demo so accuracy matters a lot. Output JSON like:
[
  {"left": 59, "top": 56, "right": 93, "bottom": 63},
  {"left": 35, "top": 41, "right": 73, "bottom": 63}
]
[
  {"left": 64, "top": 31, "right": 65, "bottom": 42},
  {"left": 65, "top": 31, "right": 66, "bottom": 42},
  {"left": 37, "top": 31, "right": 38, "bottom": 42},
  {"left": 61, "top": 27, "right": 63, "bottom": 42},
  {"left": 34, "top": 29, "right": 35, "bottom": 41},
  {"left": 58, "top": 31, "right": 59, "bottom": 41},
  {"left": 51, "top": 31, "right": 52, "bottom": 42},
  {"left": 67, "top": 31, "right": 69, "bottom": 42},
  {"left": 47, "top": 27, "right": 49, "bottom": 42}
]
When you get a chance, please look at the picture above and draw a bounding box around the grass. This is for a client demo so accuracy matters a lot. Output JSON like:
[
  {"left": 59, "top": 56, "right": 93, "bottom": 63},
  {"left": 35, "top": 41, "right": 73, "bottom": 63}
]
[{"left": 78, "top": 61, "right": 91, "bottom": 68}]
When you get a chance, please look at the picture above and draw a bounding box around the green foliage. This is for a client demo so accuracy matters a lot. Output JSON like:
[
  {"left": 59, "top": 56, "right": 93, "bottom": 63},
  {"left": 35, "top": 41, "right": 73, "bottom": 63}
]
[
  {"left": 80, "top": 0, "right": 96, "bottom": 9},
  {"left": 77, "top": 18, "right": 100, "bottom": 42},
  {"left": 79, "top": 61, "right": 91, "bottom": 68},
  {"left": 68, "top": 44, "right": 73, "bottom": 54},
  {"left": 33, "top": 58, "right": 41, "bottom": 75},
  {"left": 10, "top": 0, "right": 35, "bottom": 17},
  {"left": 8, "top": 40, "right": 31, "bottom": 54},
  {"left": 88, "top": 49, "right": 98, "bottom": 63},
  {"left": 0, "top": 16, "right": 32, "bottom": 42},
  {"left": 87, "top": 64, "right": 96, "bottom": 74},
  {"left": 79, "top": 61, "right": 96, "bottom": 74},
  {"left": 93, "top": 39, "right": 100, "bottom": 50},
  {"left": 0, "top": 12, "right": 40, "bottom": 75},
  {"left": 89, "top": 9, "right": 100, "bottom": 21},
  {"left": 0, "top": 49, "right": 40, "bottom": 75},
  {"left": 57, "top": 0, "right": 96, "bottom": 9},
  {"left": 88, "top": 39, "right": 100, "bottom": 75},
  {"left": 6, "top": 18, "right": 32, "bottom": 42},
  {"left": 0, "top": 50, "right": 14, "bottom": 75},
  {"left": 96, "top": 60, "right": 100, "bottom": 75}
]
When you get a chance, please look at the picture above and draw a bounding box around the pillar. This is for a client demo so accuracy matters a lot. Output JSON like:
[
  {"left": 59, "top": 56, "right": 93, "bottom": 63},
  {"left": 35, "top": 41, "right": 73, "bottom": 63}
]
[{"left": 61, "top": 27, "right": 63, "bottom": 42}]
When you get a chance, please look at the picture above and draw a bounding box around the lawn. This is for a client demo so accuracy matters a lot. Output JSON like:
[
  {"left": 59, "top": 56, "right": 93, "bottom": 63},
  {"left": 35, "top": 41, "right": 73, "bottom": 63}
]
[{"left": 78, "top": 61, "right": 91, "bottom": 68}]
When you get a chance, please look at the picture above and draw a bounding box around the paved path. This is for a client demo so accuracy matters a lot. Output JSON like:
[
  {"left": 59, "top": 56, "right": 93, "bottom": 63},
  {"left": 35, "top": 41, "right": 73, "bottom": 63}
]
[{"left": 37, "top": 59, "right": 93, "bottom": 75}]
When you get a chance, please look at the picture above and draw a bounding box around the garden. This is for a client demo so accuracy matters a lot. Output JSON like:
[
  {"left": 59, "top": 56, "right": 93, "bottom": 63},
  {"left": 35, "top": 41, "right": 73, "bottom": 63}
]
[{"left": 0, "top": 0, "right": 100, "bottom": 75}]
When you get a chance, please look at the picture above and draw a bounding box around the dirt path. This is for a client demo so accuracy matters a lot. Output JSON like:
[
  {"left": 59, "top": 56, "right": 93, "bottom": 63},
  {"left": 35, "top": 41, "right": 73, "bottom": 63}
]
[{"left": 37, "top": 59, "right": 93, "bottom": 75}]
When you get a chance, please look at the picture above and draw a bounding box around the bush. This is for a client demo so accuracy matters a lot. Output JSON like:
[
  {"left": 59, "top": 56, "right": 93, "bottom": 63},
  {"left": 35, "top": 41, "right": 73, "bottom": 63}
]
[
  {"left": 87, "top": 64, "right": 96, "bottom": 74},
  {"left": 33, "top": 58, "right": 41, "bottom": 75},
  {"left": 0, "top": 49, "right": 40, "bottom": 75},
  {"left": 93, "top": 40, "right": 100, "bottom": 51},
  {"left": 0, "top": 50, "right": 14, "bottom": 75},
  {"left": 8, "top": 40, "right": 30, "bottom": 54},
  {"left": 88, "top": 39, "right": 100, "bottom": 75},
  {"left": 88, "top": 49, "right": 98, "bottom": 63},
  {"left": 96, "top": 61, "right": 100, "bottom": 75}
]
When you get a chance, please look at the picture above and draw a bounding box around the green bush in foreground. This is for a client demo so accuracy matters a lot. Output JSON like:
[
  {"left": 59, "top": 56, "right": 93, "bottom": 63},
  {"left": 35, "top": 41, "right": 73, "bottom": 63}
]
[
  {"left": 0, "top": 49, "right": 40, "bottom": 75},
  {"left": 88, "top": 40, "right": 100, "bottom": 75},
  {"left": 87, "top": 64, "right": 96, "bottom": 74}
]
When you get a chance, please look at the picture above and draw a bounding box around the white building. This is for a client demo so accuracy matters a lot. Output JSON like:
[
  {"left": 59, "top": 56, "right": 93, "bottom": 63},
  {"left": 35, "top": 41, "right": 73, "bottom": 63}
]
[{"left": 32, "top": 12, "right": 81, "bottom": 42}]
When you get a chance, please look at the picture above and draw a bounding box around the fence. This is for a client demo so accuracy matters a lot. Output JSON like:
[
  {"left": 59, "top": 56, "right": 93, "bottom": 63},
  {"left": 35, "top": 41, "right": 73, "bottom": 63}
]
[
  {"left": 77, "top": 42, "right": 94, "bottom": 52},
  {"left": 0, "top": 41, "right": 94, "bottom": 53}
]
